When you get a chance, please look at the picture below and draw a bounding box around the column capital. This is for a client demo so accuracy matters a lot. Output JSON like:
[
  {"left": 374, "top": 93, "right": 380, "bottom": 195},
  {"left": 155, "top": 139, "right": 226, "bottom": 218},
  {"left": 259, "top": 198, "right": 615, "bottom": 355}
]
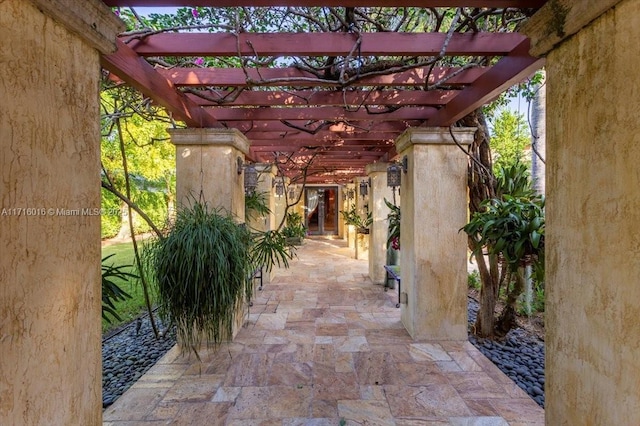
[
  {"left": 365, "top": 162, "right": 390, "bottom": 175},
  {"left": 395, "top": 127, "right": 476, "bottom": 154},
  {"left": 168, "top": 128, "right": 250, "bottom": 155},
  {"left": 30, "top": 0, "right": 124, "bottom": 54},
  {"left": 521, "top": 0, "right": 622, "bottom": 57},
  {"left": 254, "top": 163, "right": 277, "bottom": 174}
]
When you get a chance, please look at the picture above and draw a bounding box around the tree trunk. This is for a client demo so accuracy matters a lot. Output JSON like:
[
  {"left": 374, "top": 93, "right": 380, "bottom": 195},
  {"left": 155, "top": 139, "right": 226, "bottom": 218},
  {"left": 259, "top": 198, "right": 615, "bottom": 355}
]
[
  {"left": 531, "top": 71, "right": 546, "bottom": 196},
  {"left": 474, "top": 251, "right": 500, "bottom": 337},
  {"left": 496, "top": 266, "right": 526, "bottom": 337},
  {"left": 458, "top": 110, "right": 501, "bottom": 338}
]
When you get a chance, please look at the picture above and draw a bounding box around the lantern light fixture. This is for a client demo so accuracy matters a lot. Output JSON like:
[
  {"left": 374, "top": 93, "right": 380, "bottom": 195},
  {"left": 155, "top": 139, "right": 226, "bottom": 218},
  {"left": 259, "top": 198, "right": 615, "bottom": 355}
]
[
  {"left": 237, "top": 156, "right": 259, "bottom": 194},
  {"left": 359, "top": 178, "right": 370, "bottom": 198},
  {"left": 387, "top": 155, "right": 408, "bottom": 188},
  {"left": 274, "top": 180, "right": 284, "bottom": 197}
]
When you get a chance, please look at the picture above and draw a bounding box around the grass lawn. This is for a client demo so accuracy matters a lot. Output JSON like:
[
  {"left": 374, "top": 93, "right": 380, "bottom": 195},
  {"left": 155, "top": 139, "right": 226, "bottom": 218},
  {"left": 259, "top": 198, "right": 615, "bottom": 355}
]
[{"left": 102, "top": 241, "right": 155, "bottom": 334}]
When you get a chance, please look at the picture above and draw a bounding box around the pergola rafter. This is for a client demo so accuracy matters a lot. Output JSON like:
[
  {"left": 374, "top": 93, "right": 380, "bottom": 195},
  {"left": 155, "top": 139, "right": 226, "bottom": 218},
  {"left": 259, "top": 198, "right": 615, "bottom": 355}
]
[
  {"left": 100, "top": 2, "right": 546, "bottom": 182},
  {"left": 125, "top": 32, "right": 526, "bottom": 56}
]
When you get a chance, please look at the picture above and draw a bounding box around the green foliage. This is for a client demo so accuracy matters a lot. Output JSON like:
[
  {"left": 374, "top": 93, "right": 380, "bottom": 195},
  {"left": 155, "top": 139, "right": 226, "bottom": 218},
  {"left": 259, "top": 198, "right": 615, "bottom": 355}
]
[
  {"left": 250, "top": 229, "right": 292, "bottom": 273},
  {"left": 141, "top": 202, "right": 252, "bottom": 356},
  {"left": 282, "top": 212, "right": 307, "bottom": 240},
  {"left": 101, "top": 188, "right": 122, "bottom": 239},
  {"left": 340, "top": 206, "right": 372, "bottom": 229},
  {"left": 462, "top": 162, "right": 546, "bottom": 320},
  {"left": 245, "top": 190, "right": 271, "bottom": 222},
  {"left": 100, "top": 88, "right": 175, "bottom": 239},
  {"left": 489, "top": 109, "right": 531, "bottom": 172},
  {"left": 384, "top": 198, "right": 401, "bottom": 250},
  {"left": 101, "top": 242, "right": 152, "bottom": 333},
  {"left": 495, "top": 161, "right": 536, "bottom": 199},
  {"left": 340, "top": 206, "right": 360, "bottom": 227},
  {"left": 467, "top": 270, "right": 481, "bottom": 290},
  {"left": 463, "top": 195, "right": 544, "bottom": 273},
  {"left": 101, "top": 254, "right": 136, "bottom": 324}
]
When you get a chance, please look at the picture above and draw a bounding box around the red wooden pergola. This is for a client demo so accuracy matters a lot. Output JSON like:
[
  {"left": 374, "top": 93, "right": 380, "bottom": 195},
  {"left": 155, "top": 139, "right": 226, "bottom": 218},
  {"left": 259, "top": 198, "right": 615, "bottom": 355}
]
[{"left": 100, "top": 1, "right": 546, "bottom": 182}]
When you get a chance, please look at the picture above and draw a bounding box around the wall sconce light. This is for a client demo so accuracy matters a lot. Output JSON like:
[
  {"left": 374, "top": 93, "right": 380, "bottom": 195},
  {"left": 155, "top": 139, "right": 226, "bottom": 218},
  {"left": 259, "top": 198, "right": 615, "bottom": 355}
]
[
  {"left": 387, "top": 155, "right": 408, "bottom": 188},
  {"left": 243, "top": 163, "right": 258, "bottom": 195},
  {"left": 288, "top": 186, "right": 296, "bottom": 200},
  {"left": 359, "top": 178, "right": 369, "bottom": 198},
  {"left": 274, "top": 180, "right": 284, "bottom": 197},
  {"left": 348, "top": 189, "right": 355, "bottom": 200}
]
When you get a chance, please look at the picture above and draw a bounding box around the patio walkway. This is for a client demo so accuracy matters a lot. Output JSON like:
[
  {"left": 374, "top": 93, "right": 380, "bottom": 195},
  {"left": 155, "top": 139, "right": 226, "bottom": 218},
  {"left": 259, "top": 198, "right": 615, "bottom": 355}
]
[{"left": 103, "top": 237, "right": 544, "bottom": 425}]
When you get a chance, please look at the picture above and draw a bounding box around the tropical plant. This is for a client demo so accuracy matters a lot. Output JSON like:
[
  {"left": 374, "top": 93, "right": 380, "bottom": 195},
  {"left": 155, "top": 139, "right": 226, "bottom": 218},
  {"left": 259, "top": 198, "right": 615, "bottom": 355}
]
[
  {"left": 101, "top": 254, "right": 136, "bottom": 324},
  {"left": 245, "top": 190, "right": 271, "bottom": 221},
  {"left": 340, "top": 206, "right": 360, "bottom": 227},
  {"left": 385, "top": 198, "right": 401, "bottom": 251},
  {"left": 245, "top": 189, "right": 294, "bottom": 270},
  {"left": 282, "top": 211, "right": 307, "bottom": 240},
  {"left": 462, "top": 161, "right": 545, "bottom": 336},
  {"left": 340, "top": 206, "right": 372, "bottom": 230},
  {"left": 141, "top": 202, "right": 252, "bottom": 356}
]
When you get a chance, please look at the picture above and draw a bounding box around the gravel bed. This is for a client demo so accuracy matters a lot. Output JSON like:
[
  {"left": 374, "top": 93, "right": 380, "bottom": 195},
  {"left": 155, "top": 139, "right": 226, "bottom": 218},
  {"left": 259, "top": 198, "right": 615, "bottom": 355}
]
[
  {"left": 467, "top": 297, "right": 546, "bottom": 408},
  {"left": 102, "top": 299, "right": 545, "bottom": 409},
  {"left": 102, "top": 314, "right": 176, "bottom": 409}
]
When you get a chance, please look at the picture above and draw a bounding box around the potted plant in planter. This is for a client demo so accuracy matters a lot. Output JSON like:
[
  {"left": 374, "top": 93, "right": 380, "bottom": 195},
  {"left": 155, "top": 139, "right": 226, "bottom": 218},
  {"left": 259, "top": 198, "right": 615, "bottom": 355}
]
[
  {"left": 357, "top": 211, "right": 373, "bottom": 235},
  {"left": 341, "top": 206, "right": 372, "bottom": 234},
  {"left": 141, "top": 201, "right": 253, "bottom": 357},
  {"left": 282, "top": 211, "right": 306, "bottom": 246}
]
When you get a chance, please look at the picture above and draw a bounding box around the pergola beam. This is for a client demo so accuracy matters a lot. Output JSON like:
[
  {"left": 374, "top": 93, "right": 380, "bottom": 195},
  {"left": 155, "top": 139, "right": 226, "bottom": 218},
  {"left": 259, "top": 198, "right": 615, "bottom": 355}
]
[
  {"left": 211, "top": 106, "right": 434, "bottom": 121},
  {"left": 127, "top": 32, "right": 527, "bottom": 57},
  {"left": 158, "top": 66, "right": 487, "bottom": 88},
  {"left": 427, "top": 38, "right": 544, "bottom": 125},
  {"left": 101, "top": 39, "right": 219, "bottom": 127},
  {"left": 236, "top": 119, "right": 420, "bottom": 133},
  {"left": 104, "top": 1, "right": 546, "bottom": 7},
  {"left": 186, "top": 89, "right": 457, "bottom": 107},
  {"left": 246, "top": 131, "right": 398, "bottom": 141}
]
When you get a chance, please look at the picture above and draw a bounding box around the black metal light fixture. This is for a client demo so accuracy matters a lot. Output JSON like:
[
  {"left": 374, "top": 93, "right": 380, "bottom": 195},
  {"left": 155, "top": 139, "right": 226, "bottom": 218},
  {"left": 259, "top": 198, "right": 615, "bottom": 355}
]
[
  {"left": 387, "top": 155, "right": 408, "bottom": 188},
  {"left": 347, "top": 189, "right": 355, "bottom": 200},
  {"left": 288, "top": 186, "right": 296, "bottom": 200},
  {"left": 274, "top": 180, "right": 284, "bottom": 197},
  {"left": 359, "top": 179, "right": 369, "bottom": 198},
  {"left": 243, "top": 163, "right": 258, "bottom": 195}
]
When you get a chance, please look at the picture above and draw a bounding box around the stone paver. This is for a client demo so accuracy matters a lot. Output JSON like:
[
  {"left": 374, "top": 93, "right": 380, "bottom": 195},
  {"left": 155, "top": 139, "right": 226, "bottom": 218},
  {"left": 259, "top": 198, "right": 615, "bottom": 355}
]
[{"left": 103, "top": 237, "right": 544, "bottom": 425}]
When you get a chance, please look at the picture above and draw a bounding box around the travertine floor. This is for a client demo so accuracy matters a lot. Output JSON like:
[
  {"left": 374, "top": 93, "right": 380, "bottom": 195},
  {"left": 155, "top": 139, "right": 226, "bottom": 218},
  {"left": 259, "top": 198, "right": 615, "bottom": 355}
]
[{"left": 103, "top": 237, "right": 544, "bottom": 425}]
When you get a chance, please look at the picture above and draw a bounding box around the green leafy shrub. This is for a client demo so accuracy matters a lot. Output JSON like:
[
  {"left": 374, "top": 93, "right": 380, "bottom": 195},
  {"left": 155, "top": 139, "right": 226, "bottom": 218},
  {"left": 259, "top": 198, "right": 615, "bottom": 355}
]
[
  {"left": 101, "top": 254, "right": 136, "bottom": 323},
  {"left": 282, "top": 211, "right": 307, "bottom": 240}
]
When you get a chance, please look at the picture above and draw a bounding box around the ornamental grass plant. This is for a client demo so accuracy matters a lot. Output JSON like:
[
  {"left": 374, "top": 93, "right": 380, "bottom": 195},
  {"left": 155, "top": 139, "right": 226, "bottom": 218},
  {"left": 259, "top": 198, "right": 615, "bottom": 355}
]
[{"left": 141, "top": 202, "right": 252, "bottom": 357}]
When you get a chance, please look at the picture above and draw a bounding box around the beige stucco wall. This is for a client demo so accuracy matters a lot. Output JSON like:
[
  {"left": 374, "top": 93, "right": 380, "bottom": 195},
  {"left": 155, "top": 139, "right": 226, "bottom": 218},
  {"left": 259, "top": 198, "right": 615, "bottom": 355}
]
[
  {"left": 0, "top": 1, "right": 121, "bottom": 424},
  {"left": 544, "top": 1, "right": 640, "bottom": 423}
]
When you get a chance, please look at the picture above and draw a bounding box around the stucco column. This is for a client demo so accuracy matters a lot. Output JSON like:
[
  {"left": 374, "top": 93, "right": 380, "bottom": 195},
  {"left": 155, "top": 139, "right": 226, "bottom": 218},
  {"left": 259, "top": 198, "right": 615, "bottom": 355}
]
[
  {"left": 274, "top": 176, "right": 290, "bottom": 231},
  {"left": 248, "top": 163, "right": 276, "bottom": 233},
  {"left": 366, "top": 162, "right": 395, "bottom": 284},
  {"left": 250, "top": 164, "right": 277, "bottom": 283},
  {"left": 354, "top": 177, "right": 370, "bottom": 260},
  {"left": 395, "top": 127, "right": 475, "bottom": 340},
  {"left": 0, "top": 1, "right": 123, "bottom": 424},
  {"left": 342, "top": 184, "right": 356, "bottom": 244},
  {"left": 523, "top": 1, "right": 640, "bottom": 424},
  {"left": 169, "top": 128, "right": 250, "bottom": 221}
]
